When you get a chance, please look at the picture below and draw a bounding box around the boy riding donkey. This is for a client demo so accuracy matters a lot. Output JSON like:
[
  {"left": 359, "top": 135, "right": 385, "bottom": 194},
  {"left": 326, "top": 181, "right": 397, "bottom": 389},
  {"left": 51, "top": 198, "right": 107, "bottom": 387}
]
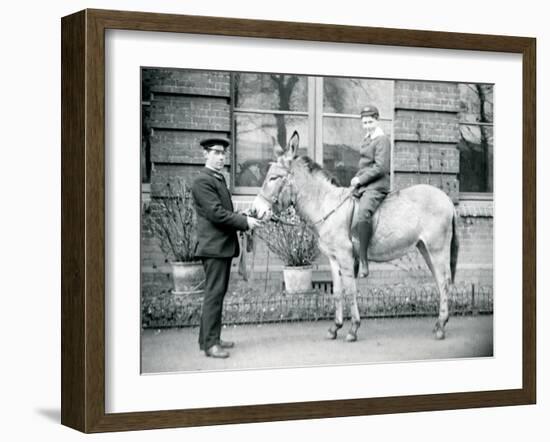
[{"left": 350, "top": 105, "right": 391, "bottom": 277}]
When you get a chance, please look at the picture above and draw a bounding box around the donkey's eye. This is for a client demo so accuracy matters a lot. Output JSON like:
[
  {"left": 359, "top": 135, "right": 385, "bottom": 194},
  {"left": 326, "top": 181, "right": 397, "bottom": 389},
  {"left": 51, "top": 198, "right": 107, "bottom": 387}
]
[{"left": 269, "top": 176, "right": 279, "bottom": 182}]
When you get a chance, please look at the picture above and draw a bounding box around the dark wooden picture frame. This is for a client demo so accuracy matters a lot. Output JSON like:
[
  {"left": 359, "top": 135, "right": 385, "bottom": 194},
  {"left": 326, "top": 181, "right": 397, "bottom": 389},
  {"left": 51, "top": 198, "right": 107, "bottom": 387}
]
[{"left": 61, "top": 9, "right": 536, "bottom": 433}]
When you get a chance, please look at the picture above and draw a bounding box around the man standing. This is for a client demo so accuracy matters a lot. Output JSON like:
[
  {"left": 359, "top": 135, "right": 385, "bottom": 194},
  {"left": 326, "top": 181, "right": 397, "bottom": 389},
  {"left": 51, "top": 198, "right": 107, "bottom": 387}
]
[
  {"left": 191, "top": 137, "right": 262, "bottom": 359},
  {"left": 350, "top": 105, "right": 391, "bottom": 277}
]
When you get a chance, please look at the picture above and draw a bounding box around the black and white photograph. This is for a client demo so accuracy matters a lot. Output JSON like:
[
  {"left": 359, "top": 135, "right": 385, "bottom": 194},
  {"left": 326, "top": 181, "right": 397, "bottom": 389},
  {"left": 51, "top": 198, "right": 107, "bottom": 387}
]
[{"left": 140, "top": 68, "right": 494, "bottom": 373}]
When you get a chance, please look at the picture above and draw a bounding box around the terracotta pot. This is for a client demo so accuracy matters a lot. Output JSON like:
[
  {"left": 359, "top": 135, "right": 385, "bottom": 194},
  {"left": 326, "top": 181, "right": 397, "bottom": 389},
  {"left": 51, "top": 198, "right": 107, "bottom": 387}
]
[
  {"left": 283, "top": 265, "right": 313, "bottom": 293},
  {"left": 169, "top": 261, "right": 204, "bottom": 295}
]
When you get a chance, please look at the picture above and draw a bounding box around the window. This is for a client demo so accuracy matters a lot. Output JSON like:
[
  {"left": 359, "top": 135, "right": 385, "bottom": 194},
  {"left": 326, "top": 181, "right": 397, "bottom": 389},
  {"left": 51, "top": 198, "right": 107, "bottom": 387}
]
[
  {"left": 322, "top": 78, "right": 393, "bottom": 186},
  {"left": 458, "top": 83, "right": 494, "bottom": 195},
  {"left": 233, "top": 73, "right": 310, "bottom": 191},
  {"left": 232, "top": 73, "right": 394, "bottom": 193}
]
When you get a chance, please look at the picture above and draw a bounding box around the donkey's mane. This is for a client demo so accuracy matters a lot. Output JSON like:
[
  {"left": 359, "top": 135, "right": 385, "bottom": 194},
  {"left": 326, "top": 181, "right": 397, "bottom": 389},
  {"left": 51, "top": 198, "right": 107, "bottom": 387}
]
[{"left": 296, "top": 155, "right": 341, "bottom": 187}]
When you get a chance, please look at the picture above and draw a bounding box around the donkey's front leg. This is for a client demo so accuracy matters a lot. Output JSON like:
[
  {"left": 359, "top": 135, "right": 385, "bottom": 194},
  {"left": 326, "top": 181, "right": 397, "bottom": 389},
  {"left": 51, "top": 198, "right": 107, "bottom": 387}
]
[
  {"left": 327, "top": 295, "right": 343, "bottom": 339},
  {"left": 343, "top": 274, "right": 360, "bottom": 342},
  {"left": 327, "top": 258, "right": 344, "bottom": 339}
]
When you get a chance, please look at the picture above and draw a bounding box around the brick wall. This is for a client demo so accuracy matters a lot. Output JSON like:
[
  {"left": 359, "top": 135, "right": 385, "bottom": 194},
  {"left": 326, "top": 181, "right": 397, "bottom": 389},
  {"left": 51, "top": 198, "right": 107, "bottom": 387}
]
[
  {"left": 141, "top": 68, "right": 232, "bottom": 282},
  {"left": 393, "top": 80, "right": 460, "bottom": 202},
  {"left": 144, "top": 68, "right": 232, "bottom": 195}
]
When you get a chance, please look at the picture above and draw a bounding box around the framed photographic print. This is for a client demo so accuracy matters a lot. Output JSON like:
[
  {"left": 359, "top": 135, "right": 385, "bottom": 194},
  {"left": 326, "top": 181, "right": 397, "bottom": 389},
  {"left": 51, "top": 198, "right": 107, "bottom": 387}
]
[{"left": 61, "top": 9, "right": 536, "bottom": 433}]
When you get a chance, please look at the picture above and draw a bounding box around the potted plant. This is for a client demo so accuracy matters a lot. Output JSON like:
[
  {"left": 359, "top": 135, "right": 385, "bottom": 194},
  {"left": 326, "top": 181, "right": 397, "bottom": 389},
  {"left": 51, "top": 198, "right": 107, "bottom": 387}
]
[
  {"left": 143, "top": 179, "right": 204, "bottom": 295},
  {"left": 256, "top": 207, "right": 320, "bottom": 293}
]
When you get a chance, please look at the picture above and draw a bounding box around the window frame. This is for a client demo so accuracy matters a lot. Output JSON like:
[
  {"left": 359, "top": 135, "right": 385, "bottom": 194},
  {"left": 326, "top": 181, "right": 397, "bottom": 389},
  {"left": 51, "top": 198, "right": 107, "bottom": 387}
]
[
  {"left": 457, "top": 119, "right": 494, "bottom": 200},
  {"left": 231, "top": 74, "right": 395, "bottom": 195},
  {"left": 231, "top": 73, "right": 313, "bottom": 195}
]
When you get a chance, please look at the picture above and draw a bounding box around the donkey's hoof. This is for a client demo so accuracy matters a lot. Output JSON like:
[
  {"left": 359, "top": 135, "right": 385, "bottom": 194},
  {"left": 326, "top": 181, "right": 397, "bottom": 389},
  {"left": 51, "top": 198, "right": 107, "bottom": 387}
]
[
  {"left": 434, "top": 328, "right": 445, "bottom": 340},
  {"left": 345, "top": 332, "right": 357, "bottom": 342},
  {"left": 327, "top": 323, "right": 343, "bottom": 340}
]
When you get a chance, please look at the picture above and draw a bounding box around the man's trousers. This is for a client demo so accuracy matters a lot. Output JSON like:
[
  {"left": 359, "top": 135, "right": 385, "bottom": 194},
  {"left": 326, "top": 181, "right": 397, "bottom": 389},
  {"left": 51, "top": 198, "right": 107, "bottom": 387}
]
[{"left": 198, "top": 257, "right": 232, "bottom": 351}]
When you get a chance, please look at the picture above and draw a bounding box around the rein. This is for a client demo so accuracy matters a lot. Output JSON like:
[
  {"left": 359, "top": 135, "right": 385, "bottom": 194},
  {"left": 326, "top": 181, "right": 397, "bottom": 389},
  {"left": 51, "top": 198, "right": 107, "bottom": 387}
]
[
  {"left": 268, "top": 188, "right": 354, "bottom": 228},
  {"left": 257, "top": 161, "right": 354, "bottom": 228},
  {"left": 310, "top": 189, "right": 354, "bottom": 226}
]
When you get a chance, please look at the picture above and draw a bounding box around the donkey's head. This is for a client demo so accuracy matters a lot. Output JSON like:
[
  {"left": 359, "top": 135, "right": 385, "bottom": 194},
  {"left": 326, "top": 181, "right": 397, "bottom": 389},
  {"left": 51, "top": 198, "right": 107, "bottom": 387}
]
[{"left": 251, "top": 131, "right": 299, "bottom": 220}]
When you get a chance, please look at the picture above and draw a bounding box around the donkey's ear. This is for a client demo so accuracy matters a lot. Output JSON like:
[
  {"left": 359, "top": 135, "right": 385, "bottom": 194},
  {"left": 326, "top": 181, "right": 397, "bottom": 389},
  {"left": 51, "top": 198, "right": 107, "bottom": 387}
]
[{"left": 284, "top": 131, "right": 299, "bottom": 159}]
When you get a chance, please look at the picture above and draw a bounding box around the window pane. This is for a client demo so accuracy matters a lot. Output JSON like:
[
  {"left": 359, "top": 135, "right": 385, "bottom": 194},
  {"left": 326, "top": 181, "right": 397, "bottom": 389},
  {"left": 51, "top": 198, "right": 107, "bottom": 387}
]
[
  {"left": 458, "top": 124, "right": 493, "bottom": 192},
  {"left": 322, "top": 117, "right": 392, "bottom": 186},
  {"left": 459, "top": 84, "right": 493, "bottom": 123},
  {"left": 458, "top": 83, "right": 493, "bottom": 193},
  {"left": 234, "top": 72, "right": 308, "bottom": 111},
  {"left": 323, "top": 77, "right": 393, "bottom": 117},
  {"left": 235, "top": 113, "right": 309, "bottom": 188}
]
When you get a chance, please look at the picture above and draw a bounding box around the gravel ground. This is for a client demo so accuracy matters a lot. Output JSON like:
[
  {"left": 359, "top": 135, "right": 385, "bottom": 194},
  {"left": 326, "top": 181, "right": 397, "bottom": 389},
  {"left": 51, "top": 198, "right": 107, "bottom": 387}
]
[{"left": 141, "top": 315, "right": 493, "bottom": 374}]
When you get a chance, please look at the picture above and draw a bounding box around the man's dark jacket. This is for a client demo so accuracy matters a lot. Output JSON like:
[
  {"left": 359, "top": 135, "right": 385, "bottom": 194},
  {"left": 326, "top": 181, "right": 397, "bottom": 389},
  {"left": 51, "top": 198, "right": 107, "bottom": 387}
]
[{"left": 191, "top": 167, "right": 249, "bottom": 258}]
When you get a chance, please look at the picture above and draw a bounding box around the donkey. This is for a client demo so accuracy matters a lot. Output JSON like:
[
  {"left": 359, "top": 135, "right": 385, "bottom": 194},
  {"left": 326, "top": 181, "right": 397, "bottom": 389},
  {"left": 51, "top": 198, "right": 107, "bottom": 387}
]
[{"left": 251, "top": 131, "right": 459, "bottom": 342}]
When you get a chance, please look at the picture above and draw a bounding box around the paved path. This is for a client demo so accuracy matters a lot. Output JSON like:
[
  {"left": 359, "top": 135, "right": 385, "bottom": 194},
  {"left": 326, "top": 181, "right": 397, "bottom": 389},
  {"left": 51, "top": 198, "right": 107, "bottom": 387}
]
[{"left": 141, "top": 316, "right": 493, "bottom": 374}]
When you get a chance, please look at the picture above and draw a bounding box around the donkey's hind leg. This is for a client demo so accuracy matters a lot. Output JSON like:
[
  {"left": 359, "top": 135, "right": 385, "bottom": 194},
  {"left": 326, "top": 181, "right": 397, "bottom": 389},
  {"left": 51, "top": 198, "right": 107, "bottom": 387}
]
[
  {"left": 343, "top": 273, "right": 360, "bottom": 342},
  {"left": 417, "top": 240, "right": 452, "bottom": 340},
  {"left": 327, "top": 257, "right": 344, "bottom": 339}
]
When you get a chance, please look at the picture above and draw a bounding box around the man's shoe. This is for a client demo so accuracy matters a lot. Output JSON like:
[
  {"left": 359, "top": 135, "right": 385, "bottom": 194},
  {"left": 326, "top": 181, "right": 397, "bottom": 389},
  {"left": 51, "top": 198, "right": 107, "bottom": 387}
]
[
  {"left": 219, "top": 339, "right": 234, "bottom": 349},
  {"left": 205, "top": 344, "right": 229, "bottom": 359}
]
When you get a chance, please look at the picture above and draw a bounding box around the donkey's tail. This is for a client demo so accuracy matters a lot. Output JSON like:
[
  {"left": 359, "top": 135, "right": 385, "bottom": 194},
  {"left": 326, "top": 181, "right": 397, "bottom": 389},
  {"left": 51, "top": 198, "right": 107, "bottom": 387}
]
[{"left": 450, "top": 209, "right": 459, "bottom": 284}]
